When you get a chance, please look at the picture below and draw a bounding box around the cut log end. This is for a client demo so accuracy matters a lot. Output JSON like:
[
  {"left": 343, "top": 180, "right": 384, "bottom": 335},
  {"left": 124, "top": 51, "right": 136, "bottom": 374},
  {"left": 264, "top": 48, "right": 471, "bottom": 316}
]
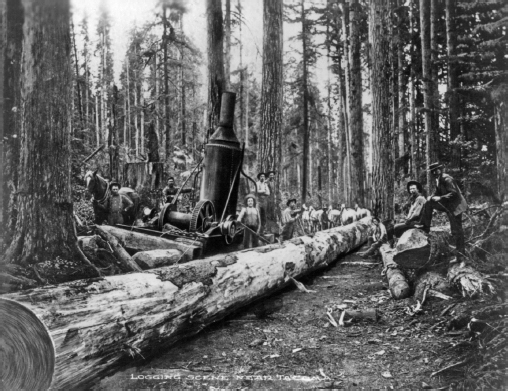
[{"left": 0, "top": 298, "right": 55, "bottom": 390}]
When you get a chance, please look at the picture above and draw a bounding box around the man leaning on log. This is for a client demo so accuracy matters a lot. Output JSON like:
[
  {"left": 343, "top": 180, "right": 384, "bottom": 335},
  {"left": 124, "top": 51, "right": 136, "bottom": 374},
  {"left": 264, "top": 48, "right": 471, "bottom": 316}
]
[
  {"left": 393, "top": 180, "right": 426, "bottom": 238},
  {"left": 415, "top": 162, "right": 468, "bottom": 262}
]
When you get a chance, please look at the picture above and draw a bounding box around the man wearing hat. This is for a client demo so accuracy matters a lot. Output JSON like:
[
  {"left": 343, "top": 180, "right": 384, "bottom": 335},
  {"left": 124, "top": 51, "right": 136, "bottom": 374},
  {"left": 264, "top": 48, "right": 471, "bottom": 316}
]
[
  {"left": 162, "top": 176, "right": 193, "bottom": 212},
  {"left": 95, "top": 181, "right": 134, "bottom": 225},
  {"left": 256, "top": 172, "right": 270, "bottom": 234},
  {"left": 393, "top": 180, "right": 426, "bottom": 238},
  {"left": 266, "top": 170, "right": 276, "bottom": 222},
  {"left": 416, "top": 162, "right": 468, "bottom": 261},
  {"left": 237, "top": 194, "right": 261, "bottom": 249},
  {"left": 281, "top": 198, "right": 301, "bottom": 241}
]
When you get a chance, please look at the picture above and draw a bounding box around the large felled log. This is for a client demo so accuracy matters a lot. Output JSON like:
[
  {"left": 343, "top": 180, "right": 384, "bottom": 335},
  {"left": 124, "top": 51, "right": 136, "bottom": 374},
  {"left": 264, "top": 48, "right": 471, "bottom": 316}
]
[
  {"left": 380, "top": 244, "right": 411, "bottom": 299},
  {"left": 2, "top": 218, "right": 373, "bottom": 389},
  {"left": 132, "top": 249, "right": 182, "bottom": 269},
  {"left": 393, "top": 228, "right": 452, "bottom": 269},
  {"left": 95, "top": 226, "right": 142, "bottom": 272},
  {"left": 100, "top": 225, "right": 201, "bottom": 261}
]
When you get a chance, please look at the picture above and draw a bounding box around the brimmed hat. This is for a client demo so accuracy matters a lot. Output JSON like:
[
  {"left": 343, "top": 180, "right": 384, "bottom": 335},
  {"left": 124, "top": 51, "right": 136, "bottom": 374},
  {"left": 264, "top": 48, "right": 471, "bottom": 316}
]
[
  {"left": 286, "top": 198, "right": 297, "bottom": 207},
  {"left": 110, "top": 181, "right": 121, "bottom": 188},
  {"left": 244, "top": 194, "right": 257, "bottom": 205},
  {"left": 167, "top": 176, "right": 175, "bottom": 182},
  {"left": 406, "top": 180, "right": 423, "bottom": 194},
  {"left": 257, "top": 172, "right": 266, "bottom": 180},
  {"left": 427, "top": 162, "right": 443, "bottom": 172},
  {"left": 266, "top": 170, "right": 276, "bottom": 176}
]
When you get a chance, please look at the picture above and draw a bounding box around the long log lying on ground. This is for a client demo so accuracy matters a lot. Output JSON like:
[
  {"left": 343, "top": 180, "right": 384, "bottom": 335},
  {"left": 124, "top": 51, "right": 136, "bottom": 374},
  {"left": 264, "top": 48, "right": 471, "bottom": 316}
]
[
  {"left": 380, "top": 244, "right": 411, "bottom": 299},
  {"left": 99, "top": 225, "right": 202, "bottom": 261},
  {"left": 2, "top": 218, "right": 372, "bottom": 389},
  {"left": 95, "top": 226, "right": 142, "bottom": 272}
]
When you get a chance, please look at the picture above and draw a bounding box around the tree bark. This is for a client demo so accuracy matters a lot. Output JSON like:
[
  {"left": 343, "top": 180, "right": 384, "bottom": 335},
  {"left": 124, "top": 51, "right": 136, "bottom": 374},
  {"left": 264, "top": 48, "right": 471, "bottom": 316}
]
[
  {"left": 206, "top": 0, "right": 225, "bottom": 131},
  {"left": 445, "top": 0, "right": 459, "bottom": 141},
  {"left": 259, "top": 0, "right": 283, "bottom": 177},
  {"left": 3, "top": 0, "right": 99, "bottom": 282},
  {"left": 3, "top": 218, "right": 373, "bottom": 389},
  {"left": 397, "top": 0, "right": 407, "bottom": 179},
  {"left": 369, "top": 0, "right": 394, "bottom": 220},
  {"left": 393, "top": 228, "right": 451, "bottom": 269},
  {"left": 132, "top": 249, "right": 182, "bottom": 270},
  {"left": 224, "top": 0, "right": 231, "bottom": 90},
  {"left": 348, "top": 0, "right": 365, "bottom": 206},
  {"left": 301, "top": 0, "right": 310, "bottom": 204},
  {"left": 2, "top": 0, "right": 24, "bottom": 250},
  {"left": 420, "top": 0, "right": 436, "bottom": 190}
]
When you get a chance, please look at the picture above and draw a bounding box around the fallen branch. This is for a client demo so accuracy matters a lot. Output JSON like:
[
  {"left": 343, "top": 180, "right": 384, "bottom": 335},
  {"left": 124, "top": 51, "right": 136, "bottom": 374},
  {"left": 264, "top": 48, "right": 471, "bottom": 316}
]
[
  {"left": 448, "top": 262, "right": 495, "bottom": 297},
  {"left": 430, "top": 360, "right": 468, "bottom": 377}
]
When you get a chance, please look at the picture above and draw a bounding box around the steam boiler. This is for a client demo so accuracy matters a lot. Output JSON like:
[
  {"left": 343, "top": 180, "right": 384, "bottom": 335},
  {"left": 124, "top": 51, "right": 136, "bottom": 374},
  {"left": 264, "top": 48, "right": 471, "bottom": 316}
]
[{"left": 152, "top": 92, "right": 251, "bottom": 250}]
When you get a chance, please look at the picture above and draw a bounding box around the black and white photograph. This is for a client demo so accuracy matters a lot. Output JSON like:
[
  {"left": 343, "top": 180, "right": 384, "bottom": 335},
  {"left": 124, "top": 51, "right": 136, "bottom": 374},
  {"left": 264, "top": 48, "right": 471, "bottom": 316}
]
[{"left": 0, "top": 0, "right": 507, "bottom": 388}]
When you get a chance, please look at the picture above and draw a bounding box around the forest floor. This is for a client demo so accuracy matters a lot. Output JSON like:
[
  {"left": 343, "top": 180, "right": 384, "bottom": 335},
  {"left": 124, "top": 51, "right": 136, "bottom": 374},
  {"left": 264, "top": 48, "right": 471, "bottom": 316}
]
[{"left": 95, "top": 243, "right": 504, "bottom": 390}]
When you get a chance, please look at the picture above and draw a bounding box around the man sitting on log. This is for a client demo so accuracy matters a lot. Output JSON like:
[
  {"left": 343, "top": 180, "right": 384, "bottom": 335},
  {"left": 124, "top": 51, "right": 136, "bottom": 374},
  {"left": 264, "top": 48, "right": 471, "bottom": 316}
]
[
  {"left": 94, "top": 181, "right": 134, "bottom": 226},
  {"left": 237, "top": 195, "right": 261, "bottom": 249},
  {"left": 359, "top": 216, "right": 387, "bottom": 258},
  {"left": 281, "top": 198, "right": 303, "bottom": 242},
  {"left": 415, "top": 162, "right": 468, "bottom": 261},
  {"left": 162, "top": 176, "right": 193, "bottom": 212},
  {"left": 393, "top": 180, "right": 426, "bottom": 238}
]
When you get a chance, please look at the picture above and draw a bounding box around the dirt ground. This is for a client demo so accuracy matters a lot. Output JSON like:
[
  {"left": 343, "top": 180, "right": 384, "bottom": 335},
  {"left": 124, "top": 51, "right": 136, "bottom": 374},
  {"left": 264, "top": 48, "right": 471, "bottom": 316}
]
[{"left": 95, "top": 245, "right": 495, "bottom": 390}]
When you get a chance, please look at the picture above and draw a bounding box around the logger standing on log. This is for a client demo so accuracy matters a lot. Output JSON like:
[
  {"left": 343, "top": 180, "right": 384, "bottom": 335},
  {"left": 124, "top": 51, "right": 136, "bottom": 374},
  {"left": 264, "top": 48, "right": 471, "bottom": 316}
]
[
  {"left": 256, "top": 173, "right": 270, "bottom": 234},
  {"left": 393, "top": 180, "right": 426, "bottom": 238},
  {"left": 162, "top": 177, "right": 193, "bottom": 212},
  {"left": 359, "top": 216, "right": 388, "bottom": 258},
  {"left": 415, "top": 162, "right": 468, "bottom": 261},
  {"left": 94, "top": 182, "right": 134, "bottom": 226},
  {"left": 237, "top": 195, "right": 261, "bottom": 249}
]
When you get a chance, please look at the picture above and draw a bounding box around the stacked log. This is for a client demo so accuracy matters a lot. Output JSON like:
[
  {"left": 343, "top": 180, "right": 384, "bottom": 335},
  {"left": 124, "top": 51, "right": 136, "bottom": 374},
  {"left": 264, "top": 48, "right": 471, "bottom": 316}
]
[{"left": 2, "top": 218, "right": 373, "bottom": 389}]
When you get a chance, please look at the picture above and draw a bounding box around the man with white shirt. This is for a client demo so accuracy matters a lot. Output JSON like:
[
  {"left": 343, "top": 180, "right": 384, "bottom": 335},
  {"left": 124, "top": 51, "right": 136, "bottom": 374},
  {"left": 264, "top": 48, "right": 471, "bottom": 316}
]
[
  {"left": 256, "top": 172, "right": 270, "bottom": 234},
  {"left": 393, "top": 180, "right": 426, "bottom": 238}
]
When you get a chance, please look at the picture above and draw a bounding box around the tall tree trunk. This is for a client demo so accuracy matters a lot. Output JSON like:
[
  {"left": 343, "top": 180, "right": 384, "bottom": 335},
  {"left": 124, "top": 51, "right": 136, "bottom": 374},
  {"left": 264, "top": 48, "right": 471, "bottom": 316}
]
[
  {"left": 206, "top": 0, "right": 225, "bottom": 131},
  {"left": 259, "top": 0, "right": 283, "bottom": 187},
  {"left": 224, "top": 0, "right": 231, "bottom": 90},
  {"left": 237, "top": 0, "right": 244, "bottom": 144},
  {"left": 126, "top": 57, "right": 130, "bottom": 153},
  {"left": 420, "top": 0, "right": 436, "bottom": 189},
  {"left": 301, "top": 0, "right": 310, "bottom": 204},
  {"left": 162, "top": 4, "right": 171, "bottom": 158},
  {"left": 409, "top": 0, "right": 418, "bottom": 179},
  {"left": 140, "top": 97, "right": 145, "bottom": 156},
  {"left": 2, "top": 0, "right": 24, "bottom": 249},
  {"left": 397, "top": 0, "right": 407, "bottom": 179},
  {"left": 245, "top": 74, "right": 249, "bottom": 149},
  {"left": 109, "top": 87, "right": 119, "bottom": 180},
  {"left": 180, "top": 15, "right": 186, "bottom": 147},
  {"left": 430, "top": 0, "right": 440, "bottom": 156},
  {"left": 348, "top": 0, "right": 365, "bottom": 206},
  {"left": 341, "top": 0, "right": 352, "bottom": 205},
  {"left": 95, "top": 94, "right": 100, "bottom": 146},
  {"left": 70, "top": 19, "right": 83, "bottom": 126},
  {"left": 3, "top": 0, "right": 99, "bottom": 280},
  {"left": 446, "top": 0, "right": 460, "bottom": 170},
  {"left": 492, "top": 87, "right": 508, "bottom": 199},
  {"left": 134, "top": 77, "right": 139, "bottom": 157},
  {"left": 369, "top": 0, "right": 394, "bottom": 220}
]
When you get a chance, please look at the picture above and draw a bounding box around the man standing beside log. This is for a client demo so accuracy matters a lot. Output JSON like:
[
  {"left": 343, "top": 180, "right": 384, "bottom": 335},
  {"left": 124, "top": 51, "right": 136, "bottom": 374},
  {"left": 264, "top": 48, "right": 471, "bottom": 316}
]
[
  {"left": 416, "top": 162, "right": 468, "bottom": 261},
  {"left": 393, "top": 180, "right": 426, "bottom": 238},
  {"left": 359, "top": 216, "right": 387, "bottom": 258},
  {"left": 237, "top": 195, "right": 261, "bottom": 249},
  {"left": 256, "top": 173, "right": 270, "bottom": 234},
  {"left": 95, "top": 182, "right": 133, "bottom": 226},
  {"left": 162, "top": 177, "right": 193, "bottom": 212},
  {"left": 281, "top": 198, "right": 300, "bottom": 242}
]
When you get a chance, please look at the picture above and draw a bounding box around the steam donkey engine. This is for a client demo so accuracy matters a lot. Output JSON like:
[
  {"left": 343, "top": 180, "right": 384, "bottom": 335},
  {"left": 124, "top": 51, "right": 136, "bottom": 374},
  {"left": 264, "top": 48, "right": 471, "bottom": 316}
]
[{"left": 155, "top": 92, "right": 247, "bottom": 248}]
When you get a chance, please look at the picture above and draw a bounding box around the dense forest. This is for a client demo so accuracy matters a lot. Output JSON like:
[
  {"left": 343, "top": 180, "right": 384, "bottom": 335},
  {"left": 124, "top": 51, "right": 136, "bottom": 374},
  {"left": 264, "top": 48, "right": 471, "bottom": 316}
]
[
  {"left": 1, "top": 0, "right": 506, "bottom": 271},
  {"left": 0, "top": 0, "right": 507, "bottom": 389}
]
